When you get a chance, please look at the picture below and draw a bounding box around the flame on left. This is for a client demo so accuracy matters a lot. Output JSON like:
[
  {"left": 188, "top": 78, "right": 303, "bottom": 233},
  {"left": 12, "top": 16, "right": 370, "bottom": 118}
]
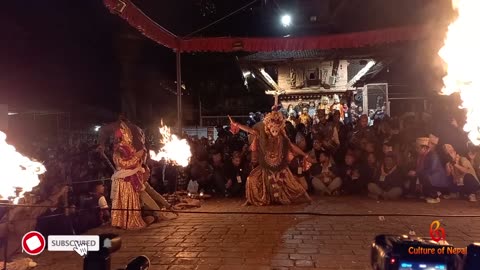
[{"left": 0, "top": 131, "right": 46, "bottom": 204}]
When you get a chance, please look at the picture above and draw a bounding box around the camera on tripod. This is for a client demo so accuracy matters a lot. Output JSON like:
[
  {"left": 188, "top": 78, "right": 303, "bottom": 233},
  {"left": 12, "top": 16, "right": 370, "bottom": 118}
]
[
  {"left": 83, "top": 234, "right": 150, "bottom": 270},
  {"left": 371, "top": 234, "right": 480, "bottom": 270}
]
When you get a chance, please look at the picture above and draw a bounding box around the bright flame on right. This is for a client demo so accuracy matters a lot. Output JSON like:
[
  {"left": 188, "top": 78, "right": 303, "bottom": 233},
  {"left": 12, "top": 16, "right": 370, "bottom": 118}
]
[{"left": 439, "top": 0, "right": 480, "bottom": 144}]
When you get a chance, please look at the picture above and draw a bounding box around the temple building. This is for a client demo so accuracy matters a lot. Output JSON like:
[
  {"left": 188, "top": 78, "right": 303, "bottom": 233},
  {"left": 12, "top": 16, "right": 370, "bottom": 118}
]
[{"left": 239, "top": 46, "right": 395, "bottom": 116}]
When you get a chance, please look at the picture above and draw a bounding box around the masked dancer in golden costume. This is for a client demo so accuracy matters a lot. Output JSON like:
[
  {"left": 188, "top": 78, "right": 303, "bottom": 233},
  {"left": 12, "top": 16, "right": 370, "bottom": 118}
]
[
  {"left": 99, "top": 114, "right": 175, "bottom": 227},
  {"left": 229, "top": 110, "right": 315, "bottom": 206},
  {"left": 98, "top": 118, "right": 147, "bottom": 230}
]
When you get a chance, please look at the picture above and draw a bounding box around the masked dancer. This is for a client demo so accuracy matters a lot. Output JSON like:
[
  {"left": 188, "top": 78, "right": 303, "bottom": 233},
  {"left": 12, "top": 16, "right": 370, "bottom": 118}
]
[
  {"left": 97, "top": 119, "right": 146, "bottom": 229},
  {"left": 229, "top": 110, "right": 314, "bottom": 206}
]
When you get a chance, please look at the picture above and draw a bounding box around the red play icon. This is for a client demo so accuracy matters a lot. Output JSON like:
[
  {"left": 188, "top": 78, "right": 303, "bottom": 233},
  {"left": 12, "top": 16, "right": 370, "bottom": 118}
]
[{"left": 22, "top": 231, "right": 46, "bottom": 256}]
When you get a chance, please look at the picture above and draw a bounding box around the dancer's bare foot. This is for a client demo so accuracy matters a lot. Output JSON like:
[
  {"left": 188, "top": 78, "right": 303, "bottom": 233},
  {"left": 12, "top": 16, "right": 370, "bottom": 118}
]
[
  {"left": 242, "top": 201, "right": 250, "bottom": 206},
  {"left": 144, "top": 216, "right": 155, "bottom": 225},
  {"left": 304, "top": 193, "right": 313, "bottom": 204}
]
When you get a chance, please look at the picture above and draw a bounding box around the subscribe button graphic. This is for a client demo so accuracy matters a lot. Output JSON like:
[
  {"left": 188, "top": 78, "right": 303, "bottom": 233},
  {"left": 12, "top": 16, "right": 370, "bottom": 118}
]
[
  {"left": 47, "top": 235, "right": 100, "bottom": 252},
  {"left": 22, "top": 231, "right": 46, "bottom": 255}
]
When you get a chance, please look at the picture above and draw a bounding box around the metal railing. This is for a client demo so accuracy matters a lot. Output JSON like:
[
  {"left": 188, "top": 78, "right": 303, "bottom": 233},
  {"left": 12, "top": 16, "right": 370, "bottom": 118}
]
[{"left": 200, "top": 115, "right": 249, "bottom": 127}]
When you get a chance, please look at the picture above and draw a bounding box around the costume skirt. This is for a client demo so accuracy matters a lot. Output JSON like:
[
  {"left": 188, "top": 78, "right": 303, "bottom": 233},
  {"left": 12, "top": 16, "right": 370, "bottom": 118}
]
[
  {"left": 111, "top": 179, "right": 146, "bottom": 230},
  {"left": 245, "top": 166, "right": 307, "bottom": 206}
]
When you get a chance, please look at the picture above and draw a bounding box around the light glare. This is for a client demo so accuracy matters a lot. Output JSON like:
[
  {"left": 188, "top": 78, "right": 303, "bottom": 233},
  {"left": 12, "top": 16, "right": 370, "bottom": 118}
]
[{"left": 281, "top": 14, "right": 291, "bottom": 27}]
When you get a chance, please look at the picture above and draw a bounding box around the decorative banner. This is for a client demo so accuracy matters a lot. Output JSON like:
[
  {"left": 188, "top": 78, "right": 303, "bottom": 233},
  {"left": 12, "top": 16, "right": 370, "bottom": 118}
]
[
  {"left": 103, "top": 0, "right": 431, "bottom": 53},
  {"left": 180, "top": 26, "right": 429, "bottom": 52},
  {"left": 103, "top": 0, "right": 179, "bottom": 49}
]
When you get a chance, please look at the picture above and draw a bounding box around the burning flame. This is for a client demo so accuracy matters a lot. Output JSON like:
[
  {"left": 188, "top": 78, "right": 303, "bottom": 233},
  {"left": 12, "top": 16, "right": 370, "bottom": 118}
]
[
  {"left": 0, "top": 131, "right": 46, "bottom": 204},
  {"left": 439, "top": 0, "right": 480, "bottom": 144},
  {"left": 149, "top": 124, "right": 191, "bottom": 167}
]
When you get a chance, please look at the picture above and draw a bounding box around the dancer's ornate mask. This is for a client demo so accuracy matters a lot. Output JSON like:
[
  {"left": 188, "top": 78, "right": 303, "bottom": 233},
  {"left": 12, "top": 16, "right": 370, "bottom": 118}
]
[
  {"left": 116, "top": 121, "right": 133, "bottom": 146},
  {"left": 263, "top": 111, "right": 285, "bottom": 137}
]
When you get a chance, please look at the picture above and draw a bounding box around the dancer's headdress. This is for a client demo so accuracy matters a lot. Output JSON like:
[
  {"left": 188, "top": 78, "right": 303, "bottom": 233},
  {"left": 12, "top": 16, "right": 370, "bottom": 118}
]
[
  {"left": 115, "top": 121, "right": 133, "bottom": 146},
  {"left": 263, "top": 111, "right": 285, "bottom": 133}
]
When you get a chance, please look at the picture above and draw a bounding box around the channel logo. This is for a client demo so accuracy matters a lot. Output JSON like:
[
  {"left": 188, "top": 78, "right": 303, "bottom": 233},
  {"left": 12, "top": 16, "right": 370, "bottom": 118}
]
[{"left": 429, "top": 220, "right": 446, "bottom": 242}]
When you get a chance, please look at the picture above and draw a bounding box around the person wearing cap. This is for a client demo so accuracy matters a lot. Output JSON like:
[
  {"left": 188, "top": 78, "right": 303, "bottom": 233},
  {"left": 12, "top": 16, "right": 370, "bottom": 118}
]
[
  {"left": 367, "top": 152, "right": 403, "bottom": 200},
  {"left": 418, "top": 134, "right": 450, "bottom": 203},
  {"left": 405, "top": 137, "right": 429, "bottom": 197},
  {"left": 443, "top": 144, "right": 479, "bottom": 202}
]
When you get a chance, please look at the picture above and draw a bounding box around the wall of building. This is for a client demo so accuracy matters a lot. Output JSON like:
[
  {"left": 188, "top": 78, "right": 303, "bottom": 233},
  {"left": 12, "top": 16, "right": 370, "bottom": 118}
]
[
  {"left": 0, "top": 104, "right": 7, "bottom": 132},
  {"left": 277, "top": 60, "right": 350, "bottom": 92}
]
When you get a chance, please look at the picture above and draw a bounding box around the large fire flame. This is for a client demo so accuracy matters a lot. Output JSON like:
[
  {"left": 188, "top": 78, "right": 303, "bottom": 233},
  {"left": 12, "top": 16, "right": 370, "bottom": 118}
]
[
  {"left": 0, "top": 131, "right": 46, "bottom": 204},
  {"left": 439, "top": 0, "right": 480, "bottom": 144},
  {"left": 149, "top": 125, "right": 191, "bottom": 167}
]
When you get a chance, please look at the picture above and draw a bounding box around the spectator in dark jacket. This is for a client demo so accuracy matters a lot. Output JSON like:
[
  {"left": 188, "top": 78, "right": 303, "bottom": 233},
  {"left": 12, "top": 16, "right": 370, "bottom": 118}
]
[
  {"left": 224, "top": 151, "right": 247, "bottom": 197},
  {"left": 341, "top": 153, "right": 367, "bottom": 195},
  {"left": 210, "top": 149, "right": 227, "bottom": 196},
  {"left": 311, "top": 151, "right": 342, "bottom": 195},
  {"left": 190, "top": 151, "right": 214, "bottom": 192},
  {"left": 367, "top": 152, "right": 403, "bottom": 200}
]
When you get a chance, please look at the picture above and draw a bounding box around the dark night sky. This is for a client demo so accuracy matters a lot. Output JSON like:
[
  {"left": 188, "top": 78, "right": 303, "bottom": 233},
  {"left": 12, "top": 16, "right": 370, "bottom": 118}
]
[
  {"left": 0, "top": 0, "right": 453, "bottom": 116},
  {"left": 1, "top": 0, "right": 120, "bottom": 111}
]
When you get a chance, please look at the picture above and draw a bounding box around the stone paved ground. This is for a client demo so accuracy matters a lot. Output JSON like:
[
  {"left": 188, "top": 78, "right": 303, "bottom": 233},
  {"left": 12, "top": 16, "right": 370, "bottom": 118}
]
[{"left": 23, "top": 196, "right": 480, "bottom": 269}]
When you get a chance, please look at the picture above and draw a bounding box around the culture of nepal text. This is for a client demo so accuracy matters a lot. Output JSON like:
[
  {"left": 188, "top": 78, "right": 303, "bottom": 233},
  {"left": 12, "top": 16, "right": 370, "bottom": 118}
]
[{"left": 408, "top": 246, "right": 467, "bottom": 255}]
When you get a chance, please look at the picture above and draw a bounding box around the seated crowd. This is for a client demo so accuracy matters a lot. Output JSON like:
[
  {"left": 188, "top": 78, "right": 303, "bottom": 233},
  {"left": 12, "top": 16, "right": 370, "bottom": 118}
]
[
  {"left": 183, "top": 106, "right": 480, "bottom": 204},
  {"left": 4, "top": 105, "right": 480, "bottom": 239}
]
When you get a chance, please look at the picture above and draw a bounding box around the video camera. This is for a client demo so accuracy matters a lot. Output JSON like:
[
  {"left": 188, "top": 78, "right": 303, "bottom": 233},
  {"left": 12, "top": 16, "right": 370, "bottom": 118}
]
[
  {"left": 83, "top": 234, "right": 150, "bottom": 270},
  {"left": 371, "top": 235, "right": 480, "bottom": 270}
]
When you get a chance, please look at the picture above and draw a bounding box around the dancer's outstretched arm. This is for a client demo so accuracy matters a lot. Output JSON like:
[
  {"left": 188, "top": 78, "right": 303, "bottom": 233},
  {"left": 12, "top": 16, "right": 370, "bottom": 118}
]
[
  {"left": 228, "top": 115, "right": 258, "bottom": 136},
  {"left": 289, "top": 140, "right": 316, "bottom": 164}
]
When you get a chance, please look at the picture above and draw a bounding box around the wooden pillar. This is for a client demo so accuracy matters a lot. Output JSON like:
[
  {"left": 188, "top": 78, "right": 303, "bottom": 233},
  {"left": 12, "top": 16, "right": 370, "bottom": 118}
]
[{"left": 176, "top": 50, "right": 182, "bottom": 133}]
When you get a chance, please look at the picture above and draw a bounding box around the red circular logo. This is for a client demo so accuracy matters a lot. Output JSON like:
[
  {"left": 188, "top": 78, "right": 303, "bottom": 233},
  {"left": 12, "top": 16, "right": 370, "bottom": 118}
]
[{"left": 22, "top": 231, "right": 46, "bottom": 255}]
